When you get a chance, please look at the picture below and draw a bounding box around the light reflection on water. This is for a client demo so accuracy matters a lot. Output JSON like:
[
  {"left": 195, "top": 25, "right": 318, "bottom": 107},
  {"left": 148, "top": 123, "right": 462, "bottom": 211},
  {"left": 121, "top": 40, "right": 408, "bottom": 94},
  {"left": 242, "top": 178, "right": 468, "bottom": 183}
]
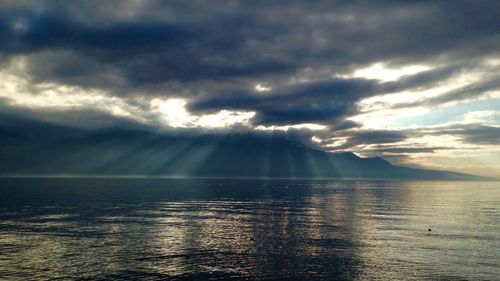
[{"left": 0, "top": 178, "right": 498, "bottom": 280}]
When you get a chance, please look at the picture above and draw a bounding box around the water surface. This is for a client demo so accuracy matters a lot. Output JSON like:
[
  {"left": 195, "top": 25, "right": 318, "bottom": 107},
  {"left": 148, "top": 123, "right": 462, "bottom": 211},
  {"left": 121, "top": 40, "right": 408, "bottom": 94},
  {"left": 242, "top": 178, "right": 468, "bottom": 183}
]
[{"left": 0, "top": 178, "right": 498, "bottom": 280}]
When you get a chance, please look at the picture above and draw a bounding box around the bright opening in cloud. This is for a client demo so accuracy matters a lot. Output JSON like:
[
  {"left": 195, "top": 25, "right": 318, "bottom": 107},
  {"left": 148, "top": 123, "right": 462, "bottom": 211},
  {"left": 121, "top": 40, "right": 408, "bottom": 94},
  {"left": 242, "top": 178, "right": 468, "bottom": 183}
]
[
  {"left": 350, "top": 63, "right": 431, "bottom": 82},
  {"left": 0, "top": 1, "right": 499, "bottom": 178},
  {"left": 254, "top": 84, "right": 271, "bottom": 92},
  {"left": 311, "top": 136, "right": 322, "bottom": 143},
  {"left": 255, "top": 123, "right": 327, "bottom": 131},
  {"left": 152, "top": 98, "right": 195, "bottom": 127},
  {"left": 151, "top": 98, "right": 255, "bottom": 128},
  {"left": 198, "top": 110, "right": 256, "bottom": 128}
]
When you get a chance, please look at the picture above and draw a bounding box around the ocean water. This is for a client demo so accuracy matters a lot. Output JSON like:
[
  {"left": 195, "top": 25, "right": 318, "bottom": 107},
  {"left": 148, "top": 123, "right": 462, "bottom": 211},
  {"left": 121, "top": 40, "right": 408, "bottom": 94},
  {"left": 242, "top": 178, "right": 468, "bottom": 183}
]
[{"left": 0, "top": 178, "right": 498, "bottom": 280}]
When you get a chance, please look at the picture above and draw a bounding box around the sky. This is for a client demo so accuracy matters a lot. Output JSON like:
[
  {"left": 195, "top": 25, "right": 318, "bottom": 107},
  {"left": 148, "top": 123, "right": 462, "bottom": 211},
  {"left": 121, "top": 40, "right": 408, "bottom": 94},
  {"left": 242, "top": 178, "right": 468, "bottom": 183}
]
[{"left": 0, "top": 0, "right": 499, "bottom": 177}]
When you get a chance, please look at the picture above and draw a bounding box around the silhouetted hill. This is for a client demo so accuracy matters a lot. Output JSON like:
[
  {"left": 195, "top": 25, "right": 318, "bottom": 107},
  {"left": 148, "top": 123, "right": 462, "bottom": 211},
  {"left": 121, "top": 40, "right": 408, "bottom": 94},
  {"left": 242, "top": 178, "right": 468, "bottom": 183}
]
[{"left": 0, "top": 127, "right": 483, "bottom": 180}]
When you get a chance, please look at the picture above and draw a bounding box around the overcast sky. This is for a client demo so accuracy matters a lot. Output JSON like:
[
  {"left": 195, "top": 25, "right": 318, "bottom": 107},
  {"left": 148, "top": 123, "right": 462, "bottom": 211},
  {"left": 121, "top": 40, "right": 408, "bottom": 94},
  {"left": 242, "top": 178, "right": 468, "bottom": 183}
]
[{"left": 1, "top": 0, "right": 499, "bottom": 177}]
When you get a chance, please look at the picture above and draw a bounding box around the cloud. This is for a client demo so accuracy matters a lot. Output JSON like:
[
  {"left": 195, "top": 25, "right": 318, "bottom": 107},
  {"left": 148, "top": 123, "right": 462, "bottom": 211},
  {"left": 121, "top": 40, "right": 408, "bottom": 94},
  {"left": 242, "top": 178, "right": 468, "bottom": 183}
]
[
  {"left": 433, "top": 124, "right": 500, "bottom": 145},
  {"left": 0, "top": 97, "right": 147, "bottom": 131},
  {"left": 326, "top": 130, "right": 408, "bottom": 151},
  {"left": 363, "top": 146, "right": 441, "bottom": 154},
  {"left": 1, "top": 1, "right": 498, "bottom": 93},
  {"left": 0, "top": 1, "right": 499, "bottom": 176},
  {"left": 189, "top": 78, "right": 380, "bottom": 125},
  {"left": 0, "top": 3, "right": 296, "bottom": 92}
]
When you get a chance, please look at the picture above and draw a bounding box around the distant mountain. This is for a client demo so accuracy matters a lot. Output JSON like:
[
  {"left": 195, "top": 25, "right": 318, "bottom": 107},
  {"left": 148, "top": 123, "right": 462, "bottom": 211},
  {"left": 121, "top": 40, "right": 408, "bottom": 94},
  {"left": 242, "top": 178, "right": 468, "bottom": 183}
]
[{"left": 0, "top": 127, "right": 483, "bottom": 180}]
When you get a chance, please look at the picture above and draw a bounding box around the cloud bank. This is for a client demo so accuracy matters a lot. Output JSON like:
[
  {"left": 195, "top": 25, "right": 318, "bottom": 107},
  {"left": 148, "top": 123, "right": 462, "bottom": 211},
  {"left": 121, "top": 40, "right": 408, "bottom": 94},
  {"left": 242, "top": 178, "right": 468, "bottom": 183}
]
[{"left": 0, "top": 0, "right": 499, "bottom": 176}]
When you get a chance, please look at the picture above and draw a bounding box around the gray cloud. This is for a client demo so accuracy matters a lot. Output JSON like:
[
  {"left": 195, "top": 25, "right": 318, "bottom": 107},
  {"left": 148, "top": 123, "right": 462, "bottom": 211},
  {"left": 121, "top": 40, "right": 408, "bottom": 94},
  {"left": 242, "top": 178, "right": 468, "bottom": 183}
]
[
  {"left": 319, "top": 122, "right": 500, "bottom": 156},
  {"left": 325, "top": 130, "right": 408, "bottom": 151},
  {"left": 1, "top": 1, "right": 498, "bottom": 90},
  {"left": 188, "top": 64, "right": 474, "bottom": 125},
  {"left": 0, "top": 0, "right": 499, "bottom": 158},
  {"left": 363, "top": 147, "right": 440, "bottom": 154},
  {"left": 0, "top": 97, "right": 150, "bottom": 132},
  {"left": 429, "top": 124, "right": 500, "bottom": 145},
  {"left": 189, "top": 78, "right": 379, "bottom": 125}
]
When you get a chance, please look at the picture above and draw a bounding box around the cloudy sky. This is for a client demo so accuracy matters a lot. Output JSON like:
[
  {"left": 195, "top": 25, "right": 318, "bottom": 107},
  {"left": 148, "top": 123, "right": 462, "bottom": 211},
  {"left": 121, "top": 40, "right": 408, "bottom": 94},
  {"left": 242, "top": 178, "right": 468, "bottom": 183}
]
[{"left": 1, "top": 0, "right": 499, "bottom": 177}]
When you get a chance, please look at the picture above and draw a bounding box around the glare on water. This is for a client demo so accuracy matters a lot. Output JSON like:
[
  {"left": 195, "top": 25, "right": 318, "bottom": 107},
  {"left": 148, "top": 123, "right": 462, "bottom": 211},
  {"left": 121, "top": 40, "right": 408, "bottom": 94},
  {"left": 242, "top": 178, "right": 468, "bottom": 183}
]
[{"left": 0, "top": 178, "right": 498, "bottom": 280}]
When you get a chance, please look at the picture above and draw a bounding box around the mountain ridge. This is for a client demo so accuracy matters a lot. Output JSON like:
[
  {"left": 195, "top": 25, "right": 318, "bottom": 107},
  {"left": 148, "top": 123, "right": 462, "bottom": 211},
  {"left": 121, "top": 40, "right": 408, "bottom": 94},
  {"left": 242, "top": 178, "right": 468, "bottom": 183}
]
[{"left": 0, "top": 127, "right": 485, "bottom": 180}]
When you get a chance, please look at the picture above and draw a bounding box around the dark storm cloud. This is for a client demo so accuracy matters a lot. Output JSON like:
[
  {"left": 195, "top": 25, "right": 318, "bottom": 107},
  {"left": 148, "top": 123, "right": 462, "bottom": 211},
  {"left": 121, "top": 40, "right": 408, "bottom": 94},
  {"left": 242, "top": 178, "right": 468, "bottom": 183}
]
[
  {"left": 1, "top": 1, "right": 498, "bottom": 88},
  {"left": 0, "top": 0, "right": 499, "bottom": 144},
  {"left": 188, "top": 63, "right": 473, "bottom": 125},
  {"left": 1, "top": 12, "right": 191, "bottom": 53},
  {"left": 252, "top": 104, "right": 355, "bottom": 126},
  {"left": 0, "top": 7, "right": 294, "bottom": 89},
  {"left": 189, "top": 78, "right": 379, "bottom": 125},
  {"left": 190, "top": 61, "right": 470, "bottom": 126}
]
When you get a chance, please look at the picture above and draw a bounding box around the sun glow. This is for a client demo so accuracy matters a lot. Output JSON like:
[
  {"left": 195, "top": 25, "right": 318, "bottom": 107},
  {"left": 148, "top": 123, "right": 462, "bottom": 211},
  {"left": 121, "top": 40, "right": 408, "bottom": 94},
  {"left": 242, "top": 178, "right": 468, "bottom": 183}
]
[
  {"left": 255, "top": 123, "right": 327, "bottom": 131},
  {"left": 151, "top": 98, "right": 255, "bottom": 128},
  {"left": 254, "top": 84, "right": 271, "bottom": 92},
  {"left": 0, "top": 58, "right": 257, "bottom": 130},
  {"left": 152, "top": 98, "right": 195, "bottom": 127},
  {"left": 349, "top": 63, "right": 431, "bottom": 82}
]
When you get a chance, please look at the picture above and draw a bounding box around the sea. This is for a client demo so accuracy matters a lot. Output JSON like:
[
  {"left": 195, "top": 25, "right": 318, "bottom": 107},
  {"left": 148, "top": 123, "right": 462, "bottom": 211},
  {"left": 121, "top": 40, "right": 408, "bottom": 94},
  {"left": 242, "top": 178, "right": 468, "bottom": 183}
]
[{"left": 0, "top": 178, "right": 498, "bottom": 280}]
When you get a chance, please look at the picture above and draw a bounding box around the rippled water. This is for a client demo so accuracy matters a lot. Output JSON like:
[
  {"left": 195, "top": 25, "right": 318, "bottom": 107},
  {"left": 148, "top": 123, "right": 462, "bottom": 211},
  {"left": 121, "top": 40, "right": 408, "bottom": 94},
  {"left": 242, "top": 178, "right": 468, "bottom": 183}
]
[{"left": 0, "top": 178, "right": 498, "bottom": 280}]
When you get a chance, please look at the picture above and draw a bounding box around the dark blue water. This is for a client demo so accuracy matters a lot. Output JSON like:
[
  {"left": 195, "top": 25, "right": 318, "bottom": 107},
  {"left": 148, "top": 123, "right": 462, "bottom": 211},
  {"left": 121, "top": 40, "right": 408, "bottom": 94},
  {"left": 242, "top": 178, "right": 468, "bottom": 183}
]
[{"left": 0, "top": 178, "right": 498, "bottom": 280}]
